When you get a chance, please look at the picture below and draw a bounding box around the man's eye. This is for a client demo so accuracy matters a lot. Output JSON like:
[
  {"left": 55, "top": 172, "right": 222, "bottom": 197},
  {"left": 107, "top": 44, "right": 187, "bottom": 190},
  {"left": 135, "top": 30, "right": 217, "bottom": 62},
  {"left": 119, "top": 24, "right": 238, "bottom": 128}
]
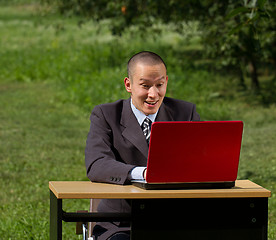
[{"left": 142, "top": 84, "right": 150, "bottom": 88}]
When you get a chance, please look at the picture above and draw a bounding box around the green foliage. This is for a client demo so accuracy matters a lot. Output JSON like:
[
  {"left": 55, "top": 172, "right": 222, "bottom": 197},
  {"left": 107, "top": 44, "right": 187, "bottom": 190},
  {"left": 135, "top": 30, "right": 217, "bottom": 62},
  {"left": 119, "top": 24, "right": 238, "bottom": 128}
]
[
  {"left": 0, "top": 0, "right": 35, "bottom": 5},
  {"left": 42, "top": 0, "right": 276, "bottom": 92}
]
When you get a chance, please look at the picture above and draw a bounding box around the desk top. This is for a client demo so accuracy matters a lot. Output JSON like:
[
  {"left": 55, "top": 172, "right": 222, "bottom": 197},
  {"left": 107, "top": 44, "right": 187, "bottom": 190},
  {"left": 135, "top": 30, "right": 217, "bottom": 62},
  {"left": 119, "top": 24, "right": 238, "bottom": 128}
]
[{"left": 49, "top": 180, "right": 271, "bottom": 199}]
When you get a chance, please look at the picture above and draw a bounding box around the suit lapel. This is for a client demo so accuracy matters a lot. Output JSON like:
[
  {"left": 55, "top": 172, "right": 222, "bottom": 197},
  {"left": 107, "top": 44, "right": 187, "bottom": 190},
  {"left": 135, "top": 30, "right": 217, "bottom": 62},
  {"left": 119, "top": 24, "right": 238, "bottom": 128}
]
[
  {"left": 120, "top": 99, "right": 149, "bottom": 159},
  {"left": 120, "top": 98, "right": 174, "bottom": 159}
]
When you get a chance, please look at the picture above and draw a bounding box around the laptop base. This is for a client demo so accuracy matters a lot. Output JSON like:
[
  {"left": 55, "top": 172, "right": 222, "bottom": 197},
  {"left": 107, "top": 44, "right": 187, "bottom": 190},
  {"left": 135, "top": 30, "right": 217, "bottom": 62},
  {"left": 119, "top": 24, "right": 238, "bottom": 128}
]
[{"left": 132, "top": 181, "right": 235, "bottom": 190}]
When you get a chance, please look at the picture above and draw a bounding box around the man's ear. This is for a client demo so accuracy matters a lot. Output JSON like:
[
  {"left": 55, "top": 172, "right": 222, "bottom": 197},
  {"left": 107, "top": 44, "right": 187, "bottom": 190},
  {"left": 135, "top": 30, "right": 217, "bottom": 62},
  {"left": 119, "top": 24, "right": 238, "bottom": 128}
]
[{"left": 124, "top": 77, "right": 132, "bottom": 93}]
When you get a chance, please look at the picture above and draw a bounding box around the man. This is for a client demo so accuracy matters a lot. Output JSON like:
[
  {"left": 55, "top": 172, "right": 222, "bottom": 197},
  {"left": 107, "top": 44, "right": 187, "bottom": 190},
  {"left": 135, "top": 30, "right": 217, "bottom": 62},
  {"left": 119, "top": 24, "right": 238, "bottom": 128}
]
[{"left": 85, "top": 51, "right": 200, "bottom": 240}]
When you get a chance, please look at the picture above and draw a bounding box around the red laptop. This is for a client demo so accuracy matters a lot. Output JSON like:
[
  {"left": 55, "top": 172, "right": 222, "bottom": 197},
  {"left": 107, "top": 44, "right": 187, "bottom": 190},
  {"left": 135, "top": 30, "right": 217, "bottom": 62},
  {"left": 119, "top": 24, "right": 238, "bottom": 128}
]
[{"left": 132, "top": 121, "right": 244, "bottom": 190}]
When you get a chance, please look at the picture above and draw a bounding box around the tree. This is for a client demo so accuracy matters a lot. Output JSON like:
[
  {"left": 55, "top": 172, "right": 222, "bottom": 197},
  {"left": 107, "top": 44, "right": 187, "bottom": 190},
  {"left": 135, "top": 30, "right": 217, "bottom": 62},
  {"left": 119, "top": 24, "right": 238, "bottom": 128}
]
[
  {"left": 43, "top": 0, "right": 275, "bottom": 91},
  {"left": 200, "top": 0, "right": 275, "bottom": 91}
]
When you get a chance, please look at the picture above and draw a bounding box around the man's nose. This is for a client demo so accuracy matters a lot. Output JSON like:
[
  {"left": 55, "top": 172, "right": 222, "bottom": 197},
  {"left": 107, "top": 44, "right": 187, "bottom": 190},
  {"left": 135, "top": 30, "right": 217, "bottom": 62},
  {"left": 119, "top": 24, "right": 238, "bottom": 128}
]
[{"left": 148, "top": 86, "right": 158, "bottom": 98}]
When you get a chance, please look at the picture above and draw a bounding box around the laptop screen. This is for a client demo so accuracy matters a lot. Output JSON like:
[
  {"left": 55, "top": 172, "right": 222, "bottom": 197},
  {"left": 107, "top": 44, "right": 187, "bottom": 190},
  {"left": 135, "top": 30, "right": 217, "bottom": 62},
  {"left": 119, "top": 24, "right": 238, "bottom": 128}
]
[{"left": 146, "top": 121, "right": 243, "bottom": 183}]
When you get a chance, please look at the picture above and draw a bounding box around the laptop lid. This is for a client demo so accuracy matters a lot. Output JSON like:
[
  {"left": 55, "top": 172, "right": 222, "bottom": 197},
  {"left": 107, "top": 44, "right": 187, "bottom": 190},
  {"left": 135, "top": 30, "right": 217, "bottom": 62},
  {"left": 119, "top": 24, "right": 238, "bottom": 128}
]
[{"left": 145, "top": 121, "right": 243, "bottom": 184}]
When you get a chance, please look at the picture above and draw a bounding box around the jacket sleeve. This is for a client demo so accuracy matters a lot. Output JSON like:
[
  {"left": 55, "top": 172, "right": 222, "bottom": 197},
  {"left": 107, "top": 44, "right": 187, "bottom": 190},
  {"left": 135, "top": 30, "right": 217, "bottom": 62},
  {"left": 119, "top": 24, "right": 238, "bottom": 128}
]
[{"left": 85, "top": 105, "right": 135, "bottom": 185}]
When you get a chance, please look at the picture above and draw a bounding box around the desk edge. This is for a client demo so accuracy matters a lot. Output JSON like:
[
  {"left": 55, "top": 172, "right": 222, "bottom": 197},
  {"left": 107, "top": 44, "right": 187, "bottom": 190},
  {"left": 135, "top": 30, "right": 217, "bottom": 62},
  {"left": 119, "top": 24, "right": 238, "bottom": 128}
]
[
  {"left": 49, "top": 181, "right": 60, "bottom": 198},
  {"left": 48, "top": 180, "right": 272, "bottom": 199}
]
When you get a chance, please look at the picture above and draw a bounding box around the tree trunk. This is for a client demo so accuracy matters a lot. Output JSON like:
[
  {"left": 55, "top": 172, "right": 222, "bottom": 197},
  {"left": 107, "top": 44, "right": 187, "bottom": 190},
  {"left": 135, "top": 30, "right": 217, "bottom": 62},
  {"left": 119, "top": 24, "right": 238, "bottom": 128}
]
[
  {"left": 238, "top": 64, "right": 247, "bottom": 90},
  {"left": 248, "top": 58, "right": 260, "bottom": 91}
]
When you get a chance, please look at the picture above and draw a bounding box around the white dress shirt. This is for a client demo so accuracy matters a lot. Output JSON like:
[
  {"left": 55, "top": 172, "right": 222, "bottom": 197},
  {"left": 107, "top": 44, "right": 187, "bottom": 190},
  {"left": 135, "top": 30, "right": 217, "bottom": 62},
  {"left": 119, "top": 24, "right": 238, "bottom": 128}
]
[{"left": 129, "top": 98, "right": 158, "bottom": 180}]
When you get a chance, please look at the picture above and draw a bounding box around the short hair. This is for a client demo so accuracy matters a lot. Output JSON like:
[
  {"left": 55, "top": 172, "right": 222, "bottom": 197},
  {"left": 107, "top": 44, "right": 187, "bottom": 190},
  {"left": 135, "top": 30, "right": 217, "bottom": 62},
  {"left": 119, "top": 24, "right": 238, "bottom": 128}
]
[{"left": 127, "top": 51, "right": 167, "bottom": 79}]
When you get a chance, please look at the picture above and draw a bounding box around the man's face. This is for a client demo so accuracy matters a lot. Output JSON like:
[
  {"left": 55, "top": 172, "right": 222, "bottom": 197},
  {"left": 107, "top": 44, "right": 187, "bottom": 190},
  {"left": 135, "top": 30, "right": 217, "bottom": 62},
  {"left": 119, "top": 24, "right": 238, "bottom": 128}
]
[{"left": 124, "top": 63, "right": 168, "bottom": 115}]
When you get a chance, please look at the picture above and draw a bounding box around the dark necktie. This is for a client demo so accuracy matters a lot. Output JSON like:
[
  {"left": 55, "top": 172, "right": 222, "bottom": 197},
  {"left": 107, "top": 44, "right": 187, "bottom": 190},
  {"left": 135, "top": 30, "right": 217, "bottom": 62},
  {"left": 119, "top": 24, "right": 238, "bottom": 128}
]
[{"left": 142, "top": 117, "right": 152, "bottom": 145}]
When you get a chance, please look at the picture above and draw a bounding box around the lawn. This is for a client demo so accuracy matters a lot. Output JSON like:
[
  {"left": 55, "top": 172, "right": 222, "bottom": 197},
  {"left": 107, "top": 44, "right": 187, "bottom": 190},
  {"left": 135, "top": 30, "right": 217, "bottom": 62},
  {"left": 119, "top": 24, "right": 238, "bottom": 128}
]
[{"left": 0, "top": 2, "right": 275, "bottom": 239}]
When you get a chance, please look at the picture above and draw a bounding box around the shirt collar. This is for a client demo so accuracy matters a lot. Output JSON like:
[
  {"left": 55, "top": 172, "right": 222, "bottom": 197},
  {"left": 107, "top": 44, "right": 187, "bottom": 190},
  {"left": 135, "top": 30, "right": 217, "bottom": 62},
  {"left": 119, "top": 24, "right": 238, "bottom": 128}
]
[{"left": 130, "top": 98, "right": 158, "bottom": 126}]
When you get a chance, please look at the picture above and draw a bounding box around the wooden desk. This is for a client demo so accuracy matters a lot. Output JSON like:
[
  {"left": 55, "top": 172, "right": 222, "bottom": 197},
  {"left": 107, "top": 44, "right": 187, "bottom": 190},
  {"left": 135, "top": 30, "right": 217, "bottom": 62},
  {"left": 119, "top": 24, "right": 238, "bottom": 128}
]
[{"left": 49, "top": 180, "right": 271, "bottom": 240}]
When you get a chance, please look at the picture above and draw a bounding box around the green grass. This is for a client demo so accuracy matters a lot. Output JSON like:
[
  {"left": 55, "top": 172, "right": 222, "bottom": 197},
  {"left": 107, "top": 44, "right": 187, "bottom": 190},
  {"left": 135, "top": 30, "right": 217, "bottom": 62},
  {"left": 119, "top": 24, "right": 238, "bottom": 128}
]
[
  {"left": 0, "top": 2, "right": 275, "bottom": 239},
  {"left": 0, "top": 82, "right": 91, "bottom": 238}
]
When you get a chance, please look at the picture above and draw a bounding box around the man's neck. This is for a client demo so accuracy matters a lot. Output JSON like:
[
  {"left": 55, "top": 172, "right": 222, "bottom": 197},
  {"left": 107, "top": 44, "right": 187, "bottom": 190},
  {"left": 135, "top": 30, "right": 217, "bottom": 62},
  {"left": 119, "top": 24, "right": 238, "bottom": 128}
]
[{"left": 130, "top": 98, "right": 158, "bottom": 126}]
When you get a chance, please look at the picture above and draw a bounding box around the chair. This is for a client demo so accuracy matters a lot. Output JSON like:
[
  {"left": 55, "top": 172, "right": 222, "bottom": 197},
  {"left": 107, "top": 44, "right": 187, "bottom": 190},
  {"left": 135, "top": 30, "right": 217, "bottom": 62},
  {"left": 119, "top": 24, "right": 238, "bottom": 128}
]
[{"left": 76, "top": 199, "right": 101, "bottom": 240}]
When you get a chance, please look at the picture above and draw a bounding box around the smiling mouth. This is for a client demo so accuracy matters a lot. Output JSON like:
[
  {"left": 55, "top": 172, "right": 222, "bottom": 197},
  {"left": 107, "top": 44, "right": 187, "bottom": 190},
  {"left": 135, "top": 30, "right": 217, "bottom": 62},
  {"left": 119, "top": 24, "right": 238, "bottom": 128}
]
[{"left": 145, "top": 101, "right": 158, "bottom": 106}]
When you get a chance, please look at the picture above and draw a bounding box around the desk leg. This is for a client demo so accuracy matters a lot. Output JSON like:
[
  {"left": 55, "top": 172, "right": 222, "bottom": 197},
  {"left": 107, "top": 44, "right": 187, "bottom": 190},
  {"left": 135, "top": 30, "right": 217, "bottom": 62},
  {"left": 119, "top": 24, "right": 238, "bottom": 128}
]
[{"left": 50, "top": 191, "right": 63, "bottom": 240}]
